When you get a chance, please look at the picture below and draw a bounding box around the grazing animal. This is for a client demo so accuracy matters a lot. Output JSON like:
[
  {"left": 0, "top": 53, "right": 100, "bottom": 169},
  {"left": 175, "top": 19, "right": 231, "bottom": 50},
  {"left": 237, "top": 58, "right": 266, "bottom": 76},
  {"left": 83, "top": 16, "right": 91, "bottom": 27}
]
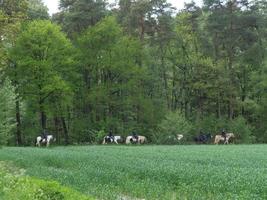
[
  {"left": 102, "top": 136, "right": 123, "bottom": 144},
  {"left": 214, "top": 133, "right": 235, "bottom": 144},
  {"left": 177, "top": 134, "right": 183, "bottom": 141},
  {"left": 125, "top": 135, "right": 147, "bottom": 144},
  {"left": 126, "top": 136, "right": 138, "bottom": 144},
  {"left": 166, "top": 134, "right": 184, "bottom": 144},
  {"left": 194, "top": 133, "right": 212, "bottom": 144},
  {"left": 36, "top": 135, "right": 55, "bottom": 147}
]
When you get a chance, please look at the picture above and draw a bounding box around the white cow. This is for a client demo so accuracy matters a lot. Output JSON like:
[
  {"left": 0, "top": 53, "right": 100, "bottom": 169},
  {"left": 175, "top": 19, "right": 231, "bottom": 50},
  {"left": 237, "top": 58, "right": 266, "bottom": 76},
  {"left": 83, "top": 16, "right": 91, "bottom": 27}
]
[
  {"left": 176, "top": 134, "right": 184, "bottom": 141},
  {"left": 36, "top": 135, "right": 56, "bottom": 147},
  {"left": 125, "top": 135, "right": 147, "bottom": 144},
  {"left": 102, "top": 136, "right": 123, "bottom": 144}
]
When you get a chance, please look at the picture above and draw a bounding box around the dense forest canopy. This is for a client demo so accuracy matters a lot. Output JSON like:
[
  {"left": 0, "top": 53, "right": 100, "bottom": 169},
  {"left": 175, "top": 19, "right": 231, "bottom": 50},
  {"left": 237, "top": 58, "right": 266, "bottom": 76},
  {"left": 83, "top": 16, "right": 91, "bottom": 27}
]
[{"left": 0, "top": 0, "right": 267, "bottom": 145}]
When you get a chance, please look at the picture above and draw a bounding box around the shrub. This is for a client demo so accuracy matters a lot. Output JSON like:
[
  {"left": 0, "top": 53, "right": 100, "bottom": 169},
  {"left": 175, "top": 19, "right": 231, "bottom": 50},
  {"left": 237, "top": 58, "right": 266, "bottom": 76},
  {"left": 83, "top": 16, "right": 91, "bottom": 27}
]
[
  {"left": 153, "top": 111, "right": 193, "bottom": 144},
  {"left": 193, "top": 115, "right": 254, "bottom": 143},
  {"left": 193, "top": 115, "right": 227, "bottom": 134},
  {"left": 229, "top": 116, "right": 254, "bottom": 143},
  {"left": 95, "top": 130, "right": 106, "bottom": 144},
  {"left": 0, "top": 167, "right": 94, "bottom": 200}
]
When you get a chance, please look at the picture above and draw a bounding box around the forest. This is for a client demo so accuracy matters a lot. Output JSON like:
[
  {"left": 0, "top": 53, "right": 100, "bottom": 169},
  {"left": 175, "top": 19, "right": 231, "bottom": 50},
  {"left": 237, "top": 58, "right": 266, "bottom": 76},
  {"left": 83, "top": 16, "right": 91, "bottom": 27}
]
[{"left": 0, "top": 0, "right": 267, "bottom": 146}]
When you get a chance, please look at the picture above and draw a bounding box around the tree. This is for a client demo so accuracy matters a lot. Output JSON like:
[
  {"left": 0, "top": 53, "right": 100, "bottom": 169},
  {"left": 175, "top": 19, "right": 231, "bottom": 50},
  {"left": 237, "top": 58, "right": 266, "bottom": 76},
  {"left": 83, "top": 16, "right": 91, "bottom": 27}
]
[
  {"left": 0, "top": 0, "right": 28, "bottom": 145},
  {"left": 115, "top": 0, "right": 174, "bottom": 41},
  {"left": 155, "top": 111, "right": 192, "bottom": 144},
  {"left": 53, "top": 0, "right": 107, "bottom": 37},
  {"left": 75, "top": 16, "right": 157, "bottom": 140},
  {"left": 27, "top": 0, "right": 49, "bottom": 20},
  {"left": 10, "top": 20, "right": 74, "bottom": 142},
  {"left": 0, "top": 78, "right": 16, "bottom": 145},
  {"left": 203, "top": 0, "right": 264, "bottom": 119}
]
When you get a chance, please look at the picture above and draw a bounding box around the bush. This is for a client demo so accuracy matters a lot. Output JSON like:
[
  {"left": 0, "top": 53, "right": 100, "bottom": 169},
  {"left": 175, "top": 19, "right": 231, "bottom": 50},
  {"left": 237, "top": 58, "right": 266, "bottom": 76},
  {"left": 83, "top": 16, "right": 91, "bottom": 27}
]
[
  {"left": 153, "top": 111, "right": 193, "bottom": 144},
  {"left": 193, "top": 115, "right": 254, "bottom": 144},
  {"left": 229, "top": 116, "right": 254, "bottom": 143},
  {"left": 0, "top": 165, "right": 94, "bottom": 200},
  {"left": 193, "top": 115, "right": 227, "bottom": 135},
  {"left": 95, "top": 130, "right": 106, "bottom": 144}
]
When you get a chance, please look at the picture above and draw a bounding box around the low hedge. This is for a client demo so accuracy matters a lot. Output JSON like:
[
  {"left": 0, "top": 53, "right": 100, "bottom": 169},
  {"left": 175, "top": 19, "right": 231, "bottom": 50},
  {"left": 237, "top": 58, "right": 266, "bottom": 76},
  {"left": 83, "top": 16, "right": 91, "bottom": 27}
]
[{"left": 0, "top": 163, "right": 94, "bottom": 200}]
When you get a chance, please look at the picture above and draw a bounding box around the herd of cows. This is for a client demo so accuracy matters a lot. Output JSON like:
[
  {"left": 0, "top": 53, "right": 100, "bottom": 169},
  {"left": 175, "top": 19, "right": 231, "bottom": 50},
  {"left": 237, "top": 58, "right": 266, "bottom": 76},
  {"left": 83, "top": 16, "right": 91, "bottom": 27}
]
[
  {"left": 36, "top": 133, "right": 235, "bottom": 147},
  {"left": 102, "top": 133, "right": 235, "bottom": 145}
]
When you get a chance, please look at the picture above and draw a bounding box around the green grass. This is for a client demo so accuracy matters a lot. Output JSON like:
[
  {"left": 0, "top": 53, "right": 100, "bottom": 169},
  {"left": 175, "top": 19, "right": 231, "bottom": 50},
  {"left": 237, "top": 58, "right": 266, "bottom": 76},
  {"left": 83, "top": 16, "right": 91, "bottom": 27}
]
[
  {"left": 0, "top": 161, "right": 94, "bottom": 200},
  {"left": 1, "top": 145, "right": 267, "bottom": 199}
]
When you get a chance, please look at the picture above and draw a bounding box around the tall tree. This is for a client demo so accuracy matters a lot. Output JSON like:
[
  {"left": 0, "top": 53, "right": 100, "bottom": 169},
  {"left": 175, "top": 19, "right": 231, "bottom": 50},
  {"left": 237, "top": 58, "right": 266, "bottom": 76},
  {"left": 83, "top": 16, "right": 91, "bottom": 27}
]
[
  {"left": 27, "top": 0, "right": 49, "bottom": 20},
  {"left": 203, "top": 0, "right": 264, "bottom": 119},
  {"left": 76, "top": 16, "right": 158, "bottom": 140},
  {"left": 0, "top": 0, "right": 28, "bottom": 145},
  {"left": 0, "top": 78, "right": 16, "bottom": 145},
  {"left": 53, "top": 0, "right": 107, "bottom": 37},
  {"left": 10, "top": 20, "right": 74, "bottom": 139}
]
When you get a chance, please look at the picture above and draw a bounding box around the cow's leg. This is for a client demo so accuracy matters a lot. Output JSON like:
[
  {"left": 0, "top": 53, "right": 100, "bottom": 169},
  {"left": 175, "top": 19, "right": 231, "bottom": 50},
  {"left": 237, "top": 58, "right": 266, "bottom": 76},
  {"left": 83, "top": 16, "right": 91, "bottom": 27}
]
[
  {"left": 36, "top": 139, "right": 40, "bottom": 147},
  {"left": 224, "top": 139, "right": 228, "bottom": 145}
]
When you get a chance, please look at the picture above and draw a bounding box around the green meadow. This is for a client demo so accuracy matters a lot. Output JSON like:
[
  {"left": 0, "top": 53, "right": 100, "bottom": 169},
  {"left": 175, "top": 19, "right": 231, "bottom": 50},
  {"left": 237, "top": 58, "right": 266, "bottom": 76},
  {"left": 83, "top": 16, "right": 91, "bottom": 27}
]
[{"left": 1, "top": 145, "right": 267, "bottom": 200}]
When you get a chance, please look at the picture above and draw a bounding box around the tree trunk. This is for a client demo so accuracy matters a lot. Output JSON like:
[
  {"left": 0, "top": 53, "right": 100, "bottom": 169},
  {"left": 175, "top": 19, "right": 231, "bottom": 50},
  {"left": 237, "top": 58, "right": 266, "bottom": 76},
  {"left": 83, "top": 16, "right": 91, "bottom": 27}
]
[
  {"left": 228, "top": 97, "right": 234, "bottom": 120},
  {"left": 15, "top": 99, "right": 22, "bottom": 146},
  {"left": 241, "top": 93, "right": 245, "bottom": 116},
  {"left": 227, "top": 1, "right": 235, "bottom": 120},
  {"left": 13, "top": 66, "right": 23, "bottom": 145},
  {"left": 41, "top": 110, "right": 47, "bottom": 130},
  {"left": 54, "top": 117, "right": 60, "bottom": 144},
  {"left": 160, "top": 46, "right": 170, "bottom": 109},
  {"left": 217, "top": 93, "right": 221, "bottom": 118},
  {"left": 61, "top": 117, "right": 69, "bottom": 145},
  {"left": 39, "top": 99, "right": 47, "bottom": 130},
  {"left": 139, "top": 15, "right": 145, "bottom": 41}
]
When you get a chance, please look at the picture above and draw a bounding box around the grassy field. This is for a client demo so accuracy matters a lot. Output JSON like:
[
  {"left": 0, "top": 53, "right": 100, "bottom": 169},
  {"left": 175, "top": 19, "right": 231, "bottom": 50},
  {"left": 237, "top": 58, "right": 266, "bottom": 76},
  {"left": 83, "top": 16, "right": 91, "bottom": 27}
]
[{"left": 1, "top": 145, "right": 267, "bottom": 200}]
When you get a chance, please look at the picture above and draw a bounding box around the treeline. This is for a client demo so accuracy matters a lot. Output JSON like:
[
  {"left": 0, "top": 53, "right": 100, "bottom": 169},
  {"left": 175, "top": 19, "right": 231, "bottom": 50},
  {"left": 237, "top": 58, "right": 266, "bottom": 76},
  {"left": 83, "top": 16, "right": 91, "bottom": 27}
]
[{"left": 0, "top": 0, "right": 267, "bottom": 146}]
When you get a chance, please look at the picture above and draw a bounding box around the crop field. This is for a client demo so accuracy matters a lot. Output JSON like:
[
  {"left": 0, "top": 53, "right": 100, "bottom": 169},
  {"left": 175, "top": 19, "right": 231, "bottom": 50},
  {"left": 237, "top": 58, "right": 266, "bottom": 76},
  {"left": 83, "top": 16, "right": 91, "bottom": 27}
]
[{"left": 1, "top": 145, "right": 267, "bottom": 200}]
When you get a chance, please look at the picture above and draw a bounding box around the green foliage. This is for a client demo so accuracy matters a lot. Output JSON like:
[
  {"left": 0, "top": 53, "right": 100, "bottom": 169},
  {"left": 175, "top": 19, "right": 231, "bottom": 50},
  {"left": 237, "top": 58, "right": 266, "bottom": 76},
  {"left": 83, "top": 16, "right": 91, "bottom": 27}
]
[
  {"left": 1, "top": 0, "right": 267, "bottom": 145},
  {"left": 54, "top": 0, "right": 107, "bottom": 37},
  {"left": 229, "top": 117, "right": 254, "bottom": 143},
  {"left": 0, "top": 0, "right": 28, "bottom": 17},
  {"left": 194, "top": 115, "right": 222, "bottom": 134},
  {"left": 154, "top": 111, "right": 193, "bottom": 144},
  {"left": 251, "top": 61, "right": 267, "bottom": 142},
  {"left": 95, "top": 130, "right": 106, "bottom": 144},
  {"left": 27, "top": 0, "right": 49, "bottom": 20},
  {"left": 0, "top": 0, "right": 28, "bottom": 69},
  {"left": 0, "top": 162, "right": 94, "bottom": 200},
  {"left": 193, "top": 115, "right": 254, "bottom": 143},
  {"left": 10, "top": 20, "right": 74, "bottom": 136},
  {"left": 76, "top": 16, "right": 157, "bottom": 139},
  {"left": 20, "top": 104, "right": 40, "bottom": 145},
  {"left": 0, "top": 78, "right": 16, "bottom": 145}
]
